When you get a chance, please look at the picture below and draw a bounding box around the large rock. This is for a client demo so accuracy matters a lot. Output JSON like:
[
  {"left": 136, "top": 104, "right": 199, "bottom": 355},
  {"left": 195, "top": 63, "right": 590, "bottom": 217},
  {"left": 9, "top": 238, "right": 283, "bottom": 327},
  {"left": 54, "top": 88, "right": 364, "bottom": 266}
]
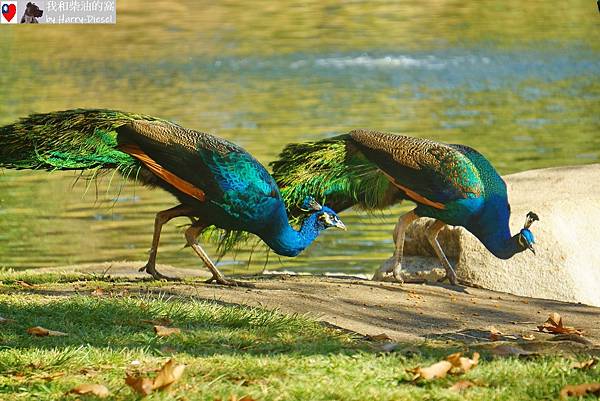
[{"left": 401, "top": 164, "right": 600, "bottom": 307}]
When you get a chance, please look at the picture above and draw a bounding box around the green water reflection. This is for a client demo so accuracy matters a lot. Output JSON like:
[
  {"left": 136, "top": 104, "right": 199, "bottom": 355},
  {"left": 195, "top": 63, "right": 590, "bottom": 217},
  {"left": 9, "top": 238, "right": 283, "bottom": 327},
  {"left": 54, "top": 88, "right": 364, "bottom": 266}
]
[{"left": 0, "top": 1, "right": 598, "bottom": 274}]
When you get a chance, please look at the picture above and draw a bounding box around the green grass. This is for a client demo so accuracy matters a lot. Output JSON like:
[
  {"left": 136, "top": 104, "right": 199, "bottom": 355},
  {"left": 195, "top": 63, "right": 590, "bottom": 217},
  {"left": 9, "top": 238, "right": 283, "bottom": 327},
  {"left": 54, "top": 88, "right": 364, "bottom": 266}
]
[{"left": 0, "top": 274, "right": 598, "bottom": 400}]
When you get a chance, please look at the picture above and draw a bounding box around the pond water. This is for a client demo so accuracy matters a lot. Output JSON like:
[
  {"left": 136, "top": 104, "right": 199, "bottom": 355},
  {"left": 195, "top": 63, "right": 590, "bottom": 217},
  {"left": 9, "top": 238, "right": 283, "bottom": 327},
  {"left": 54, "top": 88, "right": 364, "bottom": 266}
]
[{"left": 1, "top": 1, "right": 598, "bottom": 275}]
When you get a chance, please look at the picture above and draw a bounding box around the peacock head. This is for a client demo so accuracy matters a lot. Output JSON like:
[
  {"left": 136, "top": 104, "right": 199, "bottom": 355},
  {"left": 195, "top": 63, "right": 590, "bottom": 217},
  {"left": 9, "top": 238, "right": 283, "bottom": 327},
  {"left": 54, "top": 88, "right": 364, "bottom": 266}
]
[
  {"left": 300, "top": 196, "right": 346, "bottom": 231},
  {"left": 517, "top": 211, "right": 539, "bottom": 254}
]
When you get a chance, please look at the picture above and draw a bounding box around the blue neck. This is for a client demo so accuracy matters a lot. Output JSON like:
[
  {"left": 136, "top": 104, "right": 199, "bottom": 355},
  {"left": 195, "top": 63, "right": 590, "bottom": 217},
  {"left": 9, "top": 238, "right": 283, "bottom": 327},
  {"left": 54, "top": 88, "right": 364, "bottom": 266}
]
[
  {"left": 466, "top": 195, "right": 523, "bottom": 260},
  {"left": 474, "top": 227, "right": 522, "bottom": 260},
  {"left": 258, "top": 208, "right": 324, "bottom": 257}
]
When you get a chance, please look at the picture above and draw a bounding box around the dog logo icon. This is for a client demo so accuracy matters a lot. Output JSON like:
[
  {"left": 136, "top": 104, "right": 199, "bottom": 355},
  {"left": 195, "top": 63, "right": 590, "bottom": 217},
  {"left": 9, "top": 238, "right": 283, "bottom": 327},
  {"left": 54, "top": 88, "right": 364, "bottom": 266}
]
[
  {"left": 20, "top": 2, "right": 43, "bottom": 23},
  {"left": 1, "top": 1, "right": 19, "bottom": 23}
]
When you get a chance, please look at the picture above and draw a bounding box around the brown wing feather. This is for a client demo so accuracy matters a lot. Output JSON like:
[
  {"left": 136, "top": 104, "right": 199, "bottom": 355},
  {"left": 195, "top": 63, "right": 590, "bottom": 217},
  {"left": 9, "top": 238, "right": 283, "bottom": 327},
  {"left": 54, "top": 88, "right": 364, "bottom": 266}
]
[
  {"left": 118, "top": 143, "right": 206, "bottom": 202},
  {"left": 348, "top": 130, "right": 483, "bottom": 204}
]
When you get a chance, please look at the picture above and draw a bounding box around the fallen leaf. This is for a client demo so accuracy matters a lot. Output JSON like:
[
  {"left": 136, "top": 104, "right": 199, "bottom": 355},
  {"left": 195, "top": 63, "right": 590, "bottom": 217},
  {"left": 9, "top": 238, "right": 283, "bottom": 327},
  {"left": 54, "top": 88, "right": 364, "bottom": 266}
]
[
  {"left": 366, "top": 333, "right": 392, "bottom": 342},
  {"left": 490, "top": 344, "right": 538, "bottom": 357},
  {"left": 548, "top": 312, "right": 561, "bottom": 326},
  {"left": 153, "top": 359, "right": 186, "bottom": 390},
  {"left": 16, "top": 280, "right": 34, "bottom": 288},
  {"left": 537, "top": 313, "right": 583, "bottom": 336},
  {"left": 560, "top": 383, "right": 600, "bottom": 399},
  {"left": 69, "top": 383, "right": 111, "bottom": 398},
  {"left": 571, "top": 358, "right": 598, "bottom": 370},
  {"left": 489, "top": 327, "right": 503, "bottom": 341},
  {"left": 27, "top": 326, "right": 68, "bottom": 337},
  {"left": 409, "top": 360, "right": 453, "bottom": 381},
  {"left": 125, "top": 359, "right": 186, "bottom": 396},
  {"left": 449, "top": 380, "right": 476, "bottom": 392},
  {"left": 125, "top": 374, "right": 154, "bottom": 396},
  {"left": 154, "top": 325, "right": 181, "bottom": 337},
  {"left": 91, "top": 288, "right": 105, "bottom": 296},
  {"left": 0, "top": 316, "right": 16, "bottom": 324},
  {"left": 522, "top": 334, "right": 535, "bottom": 341},
  {"left": 447, "top": 352, "right": 480, "bottom": 373}
]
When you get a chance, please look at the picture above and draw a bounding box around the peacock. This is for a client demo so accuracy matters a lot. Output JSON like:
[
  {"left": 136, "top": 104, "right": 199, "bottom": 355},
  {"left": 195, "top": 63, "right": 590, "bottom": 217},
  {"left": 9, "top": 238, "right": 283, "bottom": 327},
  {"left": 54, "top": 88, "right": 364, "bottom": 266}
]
[
  {"left": 0, "top": 109, "right": 346, "bottom": 285},
  {"left": 271, "top": 129, "right": 539, "bottom": 285}
]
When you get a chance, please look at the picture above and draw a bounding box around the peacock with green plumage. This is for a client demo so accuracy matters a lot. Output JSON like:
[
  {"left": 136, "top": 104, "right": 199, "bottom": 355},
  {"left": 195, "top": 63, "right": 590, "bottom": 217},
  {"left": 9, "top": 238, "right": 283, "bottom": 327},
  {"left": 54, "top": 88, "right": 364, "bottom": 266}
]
[
  {"left": 271, "top": 129, "right": 539, "bottom": 285},
  {"left": 0, "top": 109, "right": 346, "bottom": 285}
]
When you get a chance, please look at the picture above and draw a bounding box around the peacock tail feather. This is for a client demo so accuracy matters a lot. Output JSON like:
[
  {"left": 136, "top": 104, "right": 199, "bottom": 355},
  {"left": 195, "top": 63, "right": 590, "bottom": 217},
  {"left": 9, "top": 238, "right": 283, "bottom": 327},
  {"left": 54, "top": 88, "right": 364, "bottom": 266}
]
[
  {"left": 270, "top": 134, "right": 395, "bottom": 214},
  {"left": 0, "top": 109, "right": 168, "bottom": 174}
]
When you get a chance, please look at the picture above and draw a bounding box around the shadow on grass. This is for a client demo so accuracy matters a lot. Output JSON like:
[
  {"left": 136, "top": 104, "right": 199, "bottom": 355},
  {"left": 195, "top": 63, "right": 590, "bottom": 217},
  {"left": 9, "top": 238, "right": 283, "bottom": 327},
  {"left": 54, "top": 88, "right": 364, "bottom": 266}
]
[{"left": 0, "top": 293, "right": 364, "bottom": 358}]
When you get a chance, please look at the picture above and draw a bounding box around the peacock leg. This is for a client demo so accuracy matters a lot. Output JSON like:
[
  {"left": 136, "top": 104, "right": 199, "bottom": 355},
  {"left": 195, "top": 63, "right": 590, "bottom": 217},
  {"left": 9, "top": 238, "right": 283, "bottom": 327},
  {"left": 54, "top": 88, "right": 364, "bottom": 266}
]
[
  {"left": 373, "top": 209, "right": 418, "bottom": 282},
  {"left": 426, "top": 220, "right": 458, "bottom": 285},
  {"left": 184, "top": 221, "right": 254, "bottom": 288},
  {"left": 140, "top": 204, "right": 193, "bottom": 281}
]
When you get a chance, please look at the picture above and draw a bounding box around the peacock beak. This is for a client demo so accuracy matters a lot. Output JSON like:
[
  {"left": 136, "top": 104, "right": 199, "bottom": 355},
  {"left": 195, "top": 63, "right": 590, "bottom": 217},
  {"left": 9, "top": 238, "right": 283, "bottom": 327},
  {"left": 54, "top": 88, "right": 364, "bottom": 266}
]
[
  {"left": 528, "top": 244, "right": 536, "bottom": 255},
  {"left": 334, "top": 220, "right": 347, "bottom": 231}
]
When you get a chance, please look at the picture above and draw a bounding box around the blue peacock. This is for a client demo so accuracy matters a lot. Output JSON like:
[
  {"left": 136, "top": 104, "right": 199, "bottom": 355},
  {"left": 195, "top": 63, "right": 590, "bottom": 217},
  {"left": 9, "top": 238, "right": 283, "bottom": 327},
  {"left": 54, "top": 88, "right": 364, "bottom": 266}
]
[
  {"left": 0, "top": 109, "right": 346, "bottom": 285},
  {"left": 270, "top": 129, "right": 539, "bottom": 285}
]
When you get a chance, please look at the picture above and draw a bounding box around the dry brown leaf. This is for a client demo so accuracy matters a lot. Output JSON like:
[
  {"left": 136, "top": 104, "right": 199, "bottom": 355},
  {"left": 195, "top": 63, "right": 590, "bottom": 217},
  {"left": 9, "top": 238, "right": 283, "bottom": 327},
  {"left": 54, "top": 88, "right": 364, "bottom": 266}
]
[
  {"left": 154, "top": 325, "right": 181, "bottom": 337},
  {"left": 16, "top": 280, "right": 34, "bottom": 288},
  {"left": 26, "top": 326, "right": 68, "bottom": 337},
  {"left": 0, "top": 316, "right": 15, "bottom": 324},
  {"left": 91, "top": 288, "right": 105, "bottom": 296},
  {"left": 537, "top": 313, "right": 583, "bottom": 336},
  {"left": 447, "top": 352, "right": 480, "bottom": 373},
  {"left": 571, "top": 358, "right": 598, "bottom": 370},
  {"left": 449, "top": 380, "right": 476, "bottom": 392},
  {"left": 125, "top": 359, "right": 186, "bottom": 396},
  {"left": 153, "top": 359, "right": 186, "bottom": 390},
  {"left": 560, "top": 383, "right": 600, "bottom": 399},
  {"left": 410, "top": 360, "right": 453, "bottom": 381},
  {"left": 126, "top": 374, "right": 154, "bottom": 396},
  {"left": 490, "top": 344, "right": 537, "bottom": 357},
  {"left": 69, "top": 383, "right": 111, "bottom": 398},
  {"left": 141, "top": 317, "right": 173, "bottom": 326},
  {"left": 489, "top": 327, "right": 503, "bottom": 341},
  {"left": 367, "top": 333, "right": 392, "bottom": 342},
  {"left": 548, "top": 312, "right": 561, "bottom": 326},
  {"left": 522, "top": 334, "right": 535, "bottom": 341}
]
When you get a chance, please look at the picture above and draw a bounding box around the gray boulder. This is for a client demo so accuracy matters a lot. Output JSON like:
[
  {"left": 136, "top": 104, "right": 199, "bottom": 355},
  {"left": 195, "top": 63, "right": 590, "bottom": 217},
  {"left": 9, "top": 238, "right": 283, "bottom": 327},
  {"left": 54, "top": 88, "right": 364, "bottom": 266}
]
[{"left": 399, "top": 164, "right": 600, "bottom": 307}]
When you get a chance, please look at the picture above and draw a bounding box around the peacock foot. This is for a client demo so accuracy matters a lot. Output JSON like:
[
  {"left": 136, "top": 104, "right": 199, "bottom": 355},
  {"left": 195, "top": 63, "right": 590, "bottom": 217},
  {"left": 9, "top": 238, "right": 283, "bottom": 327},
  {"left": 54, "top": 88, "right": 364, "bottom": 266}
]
[
  {"left": 140, "top": 263, "right": 181, "bottom": 281},
  {"left": 205, "top": 276, "right": 256, "bottom": 288},
  {"left": 372, "top": 257, "right": 404, "bottom": 283},
  {"left": 437, "top": 270, "right": 459, "bottom": 286}
]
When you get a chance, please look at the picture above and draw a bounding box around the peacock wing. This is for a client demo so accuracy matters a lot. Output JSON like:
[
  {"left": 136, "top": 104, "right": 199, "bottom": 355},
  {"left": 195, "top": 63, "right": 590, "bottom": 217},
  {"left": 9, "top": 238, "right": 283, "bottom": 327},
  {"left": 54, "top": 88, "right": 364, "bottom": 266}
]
[
  {"left": 116, "top": 120, "right": 280, "bottom": 219},
  {"left": 348, "top": 130, "right": 484, "bottom": 208}
]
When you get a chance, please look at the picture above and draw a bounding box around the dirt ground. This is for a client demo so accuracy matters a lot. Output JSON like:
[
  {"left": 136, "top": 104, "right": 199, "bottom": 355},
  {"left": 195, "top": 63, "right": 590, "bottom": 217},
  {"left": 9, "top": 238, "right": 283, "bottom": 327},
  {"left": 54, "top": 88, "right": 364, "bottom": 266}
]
[{"left": 28, "top": 262, "right": 600, "bottom": 350}]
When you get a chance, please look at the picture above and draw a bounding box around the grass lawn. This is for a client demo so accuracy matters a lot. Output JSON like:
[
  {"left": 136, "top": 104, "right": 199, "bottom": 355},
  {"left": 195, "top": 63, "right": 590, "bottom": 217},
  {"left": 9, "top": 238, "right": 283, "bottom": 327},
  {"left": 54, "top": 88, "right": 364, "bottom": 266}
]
[{"left": 0, "top": 272, "right": 598, "bottom": 400}]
